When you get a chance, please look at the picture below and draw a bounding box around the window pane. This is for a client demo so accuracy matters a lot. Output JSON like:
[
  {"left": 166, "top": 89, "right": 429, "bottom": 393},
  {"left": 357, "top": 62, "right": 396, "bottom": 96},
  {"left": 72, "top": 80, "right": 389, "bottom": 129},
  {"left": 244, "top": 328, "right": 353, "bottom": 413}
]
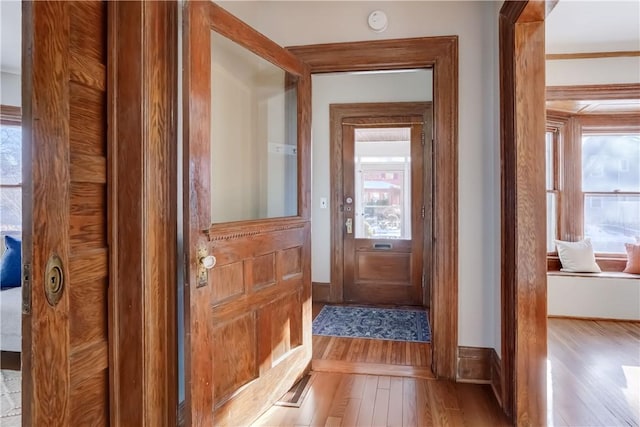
[
  {"left": 584, "top": 194, "right": 640, "bottom": 253},
  {"left": 354, "top": 128, "right": 411, "bottom": 240},
  {"left": 210, "top": 31, "right": 298, "bottom": 223},
  {"left": 545, "top": 131, "right": 554, "bottom": 191},
  {"left": 547, "top": 192, "right": 557, "bottom": 253},
  {"left": 582, "top": 134, "right": 640, "bottom": 192},
  {"left": 0, "top": 187, "right": 21, "bottom": 233},
  {"left": 0, "top": 125, "right": 21, "bottom": 185}
]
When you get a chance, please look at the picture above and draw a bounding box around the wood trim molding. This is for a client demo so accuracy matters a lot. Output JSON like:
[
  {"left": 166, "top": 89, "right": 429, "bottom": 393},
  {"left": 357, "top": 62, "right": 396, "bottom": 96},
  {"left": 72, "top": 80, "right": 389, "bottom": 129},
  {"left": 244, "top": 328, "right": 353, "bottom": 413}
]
[
  {"left": 546, "top": 83, "right": 640, "bottom": 101},
  {"left": 109, "top": 1, "right": 178, "bottom": 425},
  {"left": 457, "top": 346, "right": 491, "bottom": 384},
  {"left": 499, "top": 1, "right": 549, "bottom": 424},
  {"left": 0, "top": 105, "right": 21, "bottom": 125},
  {"left": 290, "top": 37, "right": 459, "bottom": 380},
  {"left": 490, "top": 349, "right": 503, "bottom": 408},
  {"left": 312, "top": 282, "right": 330, "bottom": 302},
  {"left": 546, "top": 50, "right": 640, "bottom": 61}
]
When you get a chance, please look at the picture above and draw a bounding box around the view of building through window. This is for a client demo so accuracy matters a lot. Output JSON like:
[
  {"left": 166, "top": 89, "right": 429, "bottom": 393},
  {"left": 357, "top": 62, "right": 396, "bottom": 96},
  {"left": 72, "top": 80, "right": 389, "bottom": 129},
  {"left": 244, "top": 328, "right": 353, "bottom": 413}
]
[
  {"left": 582, "top": 133, "right": 640, "bottom": 253},
  {"left": 354, "top": 128, "right": 412, "bottom": 240},
  {"left": 0, "top": 124, "right": 21, "bottom": 236}
]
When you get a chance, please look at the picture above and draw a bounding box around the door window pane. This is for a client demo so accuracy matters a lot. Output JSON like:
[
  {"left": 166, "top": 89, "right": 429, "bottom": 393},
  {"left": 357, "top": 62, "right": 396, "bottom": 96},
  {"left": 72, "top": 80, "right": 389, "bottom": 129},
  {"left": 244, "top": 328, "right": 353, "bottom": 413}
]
[
  {"left": 584, "top": 194, "right": 640, "bottom": 253},
  {"left": 210, "top": 31, "right": 298, "bottom": 223},
  {"left": 582, "top": 134, "right": 640, "bottom": 192},
  {"left": 354, "top": 128, "right": 411, "bottom": 239},
  {"left": 0, "top": 187, "right": 21, "bottom": 233}
]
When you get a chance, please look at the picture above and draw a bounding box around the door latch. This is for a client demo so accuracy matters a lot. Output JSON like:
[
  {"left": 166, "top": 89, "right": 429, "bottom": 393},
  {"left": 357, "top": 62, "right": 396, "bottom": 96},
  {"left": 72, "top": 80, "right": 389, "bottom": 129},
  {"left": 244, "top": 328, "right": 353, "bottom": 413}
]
[{"left": 345, "top": 218, "right": 353, "bottom": 234}]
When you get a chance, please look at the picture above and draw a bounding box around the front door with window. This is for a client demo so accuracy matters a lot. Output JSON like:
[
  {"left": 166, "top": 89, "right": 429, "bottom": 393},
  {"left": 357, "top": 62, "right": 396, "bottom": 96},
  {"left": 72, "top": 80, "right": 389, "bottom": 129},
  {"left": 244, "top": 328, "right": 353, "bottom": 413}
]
[{"left": 342, "top": 115, "right": 429, "bottom": 305}]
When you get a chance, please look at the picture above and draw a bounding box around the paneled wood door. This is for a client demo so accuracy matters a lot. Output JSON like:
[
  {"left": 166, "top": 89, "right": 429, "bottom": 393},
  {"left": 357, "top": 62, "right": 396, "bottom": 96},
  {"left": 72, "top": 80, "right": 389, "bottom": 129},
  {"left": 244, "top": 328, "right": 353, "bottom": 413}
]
[
  {"left": 22, "top": 1, "right": 110, "bottom": 424},
  {"left": 183, "top": 3, "right": 311, "bottom": 426},
  {"left": 342, "top": 116, "right": 428, "bottom": 305}
]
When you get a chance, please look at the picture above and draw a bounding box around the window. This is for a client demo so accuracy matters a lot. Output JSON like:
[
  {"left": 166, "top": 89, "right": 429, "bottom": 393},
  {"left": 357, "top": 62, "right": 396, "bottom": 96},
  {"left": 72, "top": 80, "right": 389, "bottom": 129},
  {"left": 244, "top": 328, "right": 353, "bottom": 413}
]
[
  {"left": 0, "top": 106, "right": 22, "bottom": 237},
  {"left": 582, "top": 133, "right": 640, "bottom": 253},
  {"left": 545, "top": 128, "right": 560, "bottom": 252},
  {"left": 546, "top": 111, "right": 640, "bottom": 265}
]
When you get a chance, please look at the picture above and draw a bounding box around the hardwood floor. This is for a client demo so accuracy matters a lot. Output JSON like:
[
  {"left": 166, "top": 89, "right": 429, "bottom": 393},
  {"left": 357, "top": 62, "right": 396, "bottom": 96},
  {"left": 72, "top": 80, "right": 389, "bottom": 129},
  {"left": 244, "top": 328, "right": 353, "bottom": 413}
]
[
  {"left": 252, "top": 303, "right": 509, "bottom": 426},
  {"left": 251, "top": 372, "right": 509, "bottom": 427},
  {"left": 311, "top": 303, "right": 433, "bottom": 379},
  {"left": 548, "top": 318, "right": 640, "bottom": 427}
]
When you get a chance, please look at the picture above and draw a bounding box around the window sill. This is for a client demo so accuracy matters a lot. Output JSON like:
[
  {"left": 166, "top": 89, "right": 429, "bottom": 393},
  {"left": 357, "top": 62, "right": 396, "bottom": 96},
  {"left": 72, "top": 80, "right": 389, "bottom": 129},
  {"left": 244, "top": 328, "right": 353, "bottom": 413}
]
[
  {"left": 547, "top": 270, "right": 639, "bottom": 280},
  {"left": 547, "top": 255, "right": 626, "bottom": 272}
]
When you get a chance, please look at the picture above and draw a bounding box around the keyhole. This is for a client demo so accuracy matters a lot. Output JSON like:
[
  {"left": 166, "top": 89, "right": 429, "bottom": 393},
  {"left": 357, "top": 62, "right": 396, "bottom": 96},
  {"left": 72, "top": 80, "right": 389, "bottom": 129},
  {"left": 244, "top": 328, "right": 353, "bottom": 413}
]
[{"left": 45, "top": 255, "right": 64, "bottom": 307}]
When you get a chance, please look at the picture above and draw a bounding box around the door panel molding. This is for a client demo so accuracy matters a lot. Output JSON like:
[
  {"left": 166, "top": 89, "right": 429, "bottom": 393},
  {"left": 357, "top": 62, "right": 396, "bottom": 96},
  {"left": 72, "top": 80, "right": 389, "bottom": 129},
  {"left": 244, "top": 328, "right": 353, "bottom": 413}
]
[
  {"left": 22, "top": 1, "right": 113, "bottom": 424},
  {"left": 183, "top": 2, "right": 312, "bottom": 425},
  {"left": 342, "top": 116, "right": 425, "bottom": 306}
]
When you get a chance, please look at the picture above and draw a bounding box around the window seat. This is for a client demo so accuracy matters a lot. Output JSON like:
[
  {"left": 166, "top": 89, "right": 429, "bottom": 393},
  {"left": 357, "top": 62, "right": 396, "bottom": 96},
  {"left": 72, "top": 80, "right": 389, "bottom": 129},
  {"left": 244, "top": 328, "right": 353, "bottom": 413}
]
[{"left": 547, "top": 272, "right": 640, "bottom": 321}]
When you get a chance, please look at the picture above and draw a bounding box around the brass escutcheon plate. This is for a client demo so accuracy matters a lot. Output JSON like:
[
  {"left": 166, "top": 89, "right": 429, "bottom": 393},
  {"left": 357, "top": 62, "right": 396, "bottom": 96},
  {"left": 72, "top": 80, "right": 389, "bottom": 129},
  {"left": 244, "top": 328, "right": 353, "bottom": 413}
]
[{"left": 45, "top": 254, "right": 64, "bottom": 307}]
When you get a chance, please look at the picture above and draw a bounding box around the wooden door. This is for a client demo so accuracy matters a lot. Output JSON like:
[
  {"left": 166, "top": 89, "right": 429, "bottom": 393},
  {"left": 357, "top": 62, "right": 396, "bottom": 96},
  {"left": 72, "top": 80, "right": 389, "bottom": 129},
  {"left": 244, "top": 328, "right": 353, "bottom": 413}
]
[
  {"left": 342, "top": 117, "right": 428, "bottom": 305},
  {"left": 183, "top": 3, "right": 311, "bottom": 426},
  {"left": 22, "top": 1, "right": 110, "bottom": 424}
]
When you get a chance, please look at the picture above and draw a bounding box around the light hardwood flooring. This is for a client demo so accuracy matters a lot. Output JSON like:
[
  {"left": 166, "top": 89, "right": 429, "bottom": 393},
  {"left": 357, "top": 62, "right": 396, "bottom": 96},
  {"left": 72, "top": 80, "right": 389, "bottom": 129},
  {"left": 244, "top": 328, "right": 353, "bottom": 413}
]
[
  {"left": 547, "top": 318, "right": 640, "bottom": 427},
  {"left": 253, "top": 303, "right": 508, "bottom": 426},
  {"left": 252, "top": 372, "right": 509, "bottom": 427}
]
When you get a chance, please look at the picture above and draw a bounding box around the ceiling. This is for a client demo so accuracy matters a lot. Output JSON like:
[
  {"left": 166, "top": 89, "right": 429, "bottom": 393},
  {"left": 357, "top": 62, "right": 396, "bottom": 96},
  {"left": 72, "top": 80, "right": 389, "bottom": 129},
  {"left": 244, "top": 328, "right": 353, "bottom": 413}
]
[
  {"left": 545, "top": 1, "right": 640, "bottom": 54},
  {"left": 0, "top": 1, "right": 639, "bottom": 74}
]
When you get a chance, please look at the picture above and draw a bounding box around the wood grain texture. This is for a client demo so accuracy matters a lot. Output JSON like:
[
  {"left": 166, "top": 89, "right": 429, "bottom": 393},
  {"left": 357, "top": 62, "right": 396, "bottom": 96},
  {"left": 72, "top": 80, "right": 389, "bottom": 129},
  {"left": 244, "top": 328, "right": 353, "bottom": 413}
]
[
  {"left": 252, "top": 372, "right": 510, "bottom": 427},
  {"left": 490, "top": 349, "right": 503, "bottom": 409},
  {"left": 546, "top": 83, "right": 640, "bottom": 101},
  {"left": 21, "top": 1, "right": 111, "bottom": 425},
  {"left": 291, "top": 38, "right": 459, "bottom": 380},
  {"left": 342, "top": 116, "right": 425, "bottom": 306},
  {"left": 0, "top": 104, "right": 21, "bottom": 125},
  {"left": 312, "top": 303, "right": 433, "bottom": 380},
  {"left": 183, "top": 3, "right": 312, "bottom": 425},
  {"left": 546, "top": 50, "right": 640, "bottom": 60},
  {"left": 499, "top": 1, "right": 548, "bottom": 425},
  {"left": 456, "top": 346, "right": 492, "bottom": 384},
  {"left": 109, "top": 1, "right": 178, "bottom": 425},
  {"left": 548, "top": 318, "right": 640, "bottom": 426},
  {"left": 323, "top": 99, "right": 458, "bottom": 374},
  {"left": 312, "top": 282, "right": 331, "bottom": 302}
]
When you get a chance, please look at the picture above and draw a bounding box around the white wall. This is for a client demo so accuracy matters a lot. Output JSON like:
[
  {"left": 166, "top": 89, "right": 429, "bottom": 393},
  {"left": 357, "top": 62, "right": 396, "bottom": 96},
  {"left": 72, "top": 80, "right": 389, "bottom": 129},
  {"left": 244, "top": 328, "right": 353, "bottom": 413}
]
[
  {"left": 0, "top": 71, "right": 20, "bottom": 106},
  {"left": 218, "top": 1, "right": 502, "bottom": 351},
  {"left": 311, "top": 70, "right": 431, "bottom": 283},
  {"left": 546, "top": 57, "right": 640, "bottom": 86}
]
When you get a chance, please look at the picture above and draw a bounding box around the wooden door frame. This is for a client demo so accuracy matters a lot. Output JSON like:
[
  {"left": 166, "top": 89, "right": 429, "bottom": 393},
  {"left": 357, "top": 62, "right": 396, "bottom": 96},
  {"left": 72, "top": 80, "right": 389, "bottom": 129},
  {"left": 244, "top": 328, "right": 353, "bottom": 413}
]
[
  {"left": 499, "top": 1, "right": 556, "bottom": 424},
  {"left": 330, "top": 102, "right": 431, "bottom": 306},
  {"left": 289, "top": 37, "right": 459, "bottom": 380},
  {"left": 108, "top": 1, "right": 178, "bottom": 424}
]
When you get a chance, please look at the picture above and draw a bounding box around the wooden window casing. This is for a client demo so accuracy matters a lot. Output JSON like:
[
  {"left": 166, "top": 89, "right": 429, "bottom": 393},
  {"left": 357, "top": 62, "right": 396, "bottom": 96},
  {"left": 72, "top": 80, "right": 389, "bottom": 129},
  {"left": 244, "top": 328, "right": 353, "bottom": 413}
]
[{"left": 546, "top": 111, "right": 640, "bottom": 271}]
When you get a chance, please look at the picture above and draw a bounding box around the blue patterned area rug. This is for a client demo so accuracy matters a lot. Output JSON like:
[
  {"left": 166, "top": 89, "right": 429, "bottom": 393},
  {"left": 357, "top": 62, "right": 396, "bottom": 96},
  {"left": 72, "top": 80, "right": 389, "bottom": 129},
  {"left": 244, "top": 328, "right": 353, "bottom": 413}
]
[{"left": 312, "top": 305, "right": 431, "bottom": 343}]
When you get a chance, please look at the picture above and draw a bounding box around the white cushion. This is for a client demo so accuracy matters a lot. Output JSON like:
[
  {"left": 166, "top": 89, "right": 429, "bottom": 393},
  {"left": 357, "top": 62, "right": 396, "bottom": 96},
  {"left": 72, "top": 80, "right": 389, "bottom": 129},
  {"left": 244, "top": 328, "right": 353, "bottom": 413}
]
[{"left": 554, "top": 238, "right": 601, "bottom": 273}]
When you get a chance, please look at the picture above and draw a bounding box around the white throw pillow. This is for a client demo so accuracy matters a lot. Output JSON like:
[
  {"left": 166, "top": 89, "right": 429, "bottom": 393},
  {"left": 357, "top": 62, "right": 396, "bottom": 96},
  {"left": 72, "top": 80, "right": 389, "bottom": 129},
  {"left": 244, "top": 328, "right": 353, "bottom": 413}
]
[{"left": 554, "top": 238, "right": 601, "bottom": 273}]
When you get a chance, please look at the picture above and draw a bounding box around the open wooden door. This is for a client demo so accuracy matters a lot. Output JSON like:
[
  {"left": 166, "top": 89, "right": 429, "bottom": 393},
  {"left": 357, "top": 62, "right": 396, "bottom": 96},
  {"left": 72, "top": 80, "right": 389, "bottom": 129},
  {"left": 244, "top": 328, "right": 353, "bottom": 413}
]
[
  {"left": 183, "top": 2, "right": 312, "bottom": 425},
  {"left": 22, "top": 1, "right": 110, "bottom": 424}
]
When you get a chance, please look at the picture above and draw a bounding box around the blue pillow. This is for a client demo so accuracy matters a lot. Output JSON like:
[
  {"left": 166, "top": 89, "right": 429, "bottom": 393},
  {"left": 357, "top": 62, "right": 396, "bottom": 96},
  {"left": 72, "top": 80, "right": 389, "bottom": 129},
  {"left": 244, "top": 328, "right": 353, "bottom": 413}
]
[{"left": 0, "top": 235, "right": 22, "bottom": 289}]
